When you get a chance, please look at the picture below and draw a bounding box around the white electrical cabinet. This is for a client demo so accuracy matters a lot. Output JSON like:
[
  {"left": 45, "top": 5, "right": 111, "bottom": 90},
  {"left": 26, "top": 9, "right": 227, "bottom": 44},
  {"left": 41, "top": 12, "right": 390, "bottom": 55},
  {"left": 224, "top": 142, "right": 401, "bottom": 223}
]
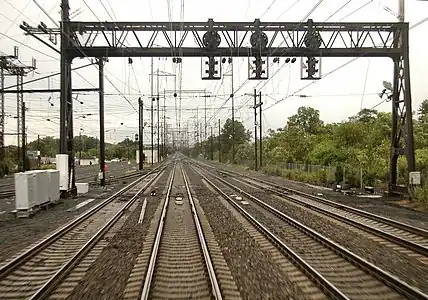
[
  {"left": 76, "top": 183, "right": 89, "bottom": 194},
  {"left": 46, "top": 169, "right": 60, "bottom": 203},
  {"left": 33, "top": 170, "right": 49, "bottom": 205},
  {"left": 56, "top": 154, "right": 69, "bottom": 191},
  {"left": 14, "top": 172, "right": 37, "bottom": 210}
]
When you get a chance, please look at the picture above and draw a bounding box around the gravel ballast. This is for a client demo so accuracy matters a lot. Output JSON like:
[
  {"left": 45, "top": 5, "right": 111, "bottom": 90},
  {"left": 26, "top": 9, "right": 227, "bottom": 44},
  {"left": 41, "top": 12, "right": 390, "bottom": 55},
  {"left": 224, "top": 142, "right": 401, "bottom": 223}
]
[
  {"left": 64, "top": 169, "right": 171, "bottom": 300},
  {"left": 226, "top": 176, "right": 428, "bottom": 294},
  {"left": 0, "top": 182, "right": 130, "bottom": 263},
  {"left": 200, "top": 159, "right": 428, "bottom": 230},
  {"left": 185, "top": 165, "right": 316, "bottom": 300}
]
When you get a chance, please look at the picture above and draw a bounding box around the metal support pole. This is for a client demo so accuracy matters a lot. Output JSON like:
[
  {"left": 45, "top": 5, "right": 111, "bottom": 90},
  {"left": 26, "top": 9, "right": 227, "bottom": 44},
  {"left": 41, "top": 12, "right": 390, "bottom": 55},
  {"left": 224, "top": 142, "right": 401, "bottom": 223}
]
[
  {"left": 138, "top": 97, "right": 143, "bottom": 170},
  {"left": 259, "top": 91, "right": 263, "bottom": 168},
  {"left": 22, "top": 101, "right": 27, "bottom": 171},
  {"left": 151, "top": 97, "right": 154, "bottom": 165},
  {"left": 231, "top": 59, "right": 235, "bottom": 164},
  {"left": 156, "top": 63, "right": 160, "bottom": 163},
  {"left": 398, "top": 0, "right": 405, "bottom": 22},
  {"left": 196, "top": 107, "right": 199, "bottom": 155},
  {"left": 157, "top": 97, "right": 160, "bottom": 163},
  {"left": 127, "top": 139, "right": 130, "bottom": 161},
  {"left": 402, "top": 27, "right": 415, "bottom": 174},
  {"left": 163, "top": 89, "right": 166, "bottom": 159},
  {"left": 218, "top": 119, "right": 221, "bottom": 163},
  {"left": 17, "top": 73, "right": 23, "bottom": 171},
  {"left": 79, "top": 131, "right": 82, "bottom": 160},
  {"left": 254, "top": 89, "right": 258, "bottom": 171},
  {"left": 150, "top": 57, "right": 154, "bottom": 165},
  {"left": 204, "top": 92, "right": 207, "bottom": 158},
  {"left": 98, "top": 58, "right": 105, "bottom": 187},
  {"left": 210, "top": 126, "right": 213, "bottom": 160},
  {"left": 60, "top": 0, "right": 75, "bottom": 194}
]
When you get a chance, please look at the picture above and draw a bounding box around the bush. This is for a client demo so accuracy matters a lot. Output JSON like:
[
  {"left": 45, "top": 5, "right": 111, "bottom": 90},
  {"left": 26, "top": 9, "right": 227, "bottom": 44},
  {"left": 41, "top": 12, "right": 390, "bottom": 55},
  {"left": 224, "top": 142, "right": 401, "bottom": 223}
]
[
  {"left": 260, "top": 165, "right": 336, "bottom": 186},
  {"left": 413, "top": 184, "right": 428, "bottom": 209}
]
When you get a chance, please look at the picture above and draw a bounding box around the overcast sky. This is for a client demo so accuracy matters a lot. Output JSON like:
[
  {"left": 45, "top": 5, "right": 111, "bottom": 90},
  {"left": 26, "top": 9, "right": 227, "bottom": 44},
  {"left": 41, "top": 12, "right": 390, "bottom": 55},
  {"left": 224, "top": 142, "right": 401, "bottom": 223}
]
[{"left": 1, "top": 0, "right": 428, "bottom": 146}]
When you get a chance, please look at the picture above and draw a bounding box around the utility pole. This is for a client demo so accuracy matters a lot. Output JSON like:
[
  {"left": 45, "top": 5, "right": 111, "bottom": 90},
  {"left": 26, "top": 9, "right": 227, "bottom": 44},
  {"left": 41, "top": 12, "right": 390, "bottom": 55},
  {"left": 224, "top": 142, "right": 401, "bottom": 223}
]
[
  {"left": 210, "top": 126, "right": 214, "bottom": 160},
  {"left": 150, "top": 57, "right": 154, "bottom": 166},
  {"left": 22, "top": 101, "right": 27, "bottom": 171},
  {"left": 196, "top": 107, "right": 199, "bottom": 155},
  {"left": 60, "top": 0, "right": 76, "bottom": 194},
  {"left": 17, "top": 70, "right": 24, "bottom": 170},
  {"left": 138, "top": 97, "right": 144, "bottom": 170},
  {"left": 79, "top": 130, "right": 82, "bottom": 160},
  {"left": 0, "top": 47, "right": 34, "bottom": 171},
  {"left": 204, "top": 92, "right": 207, "bottom": 158},
  {"left": 156, "top": 63, "right": 160, "bottom": 163},
  {"left": 231, "top": 58, "right": 235, "bottom": 164},
  {"left": 259, "top": 91, "right": 263, "bottom": 168},
  {"left": 163, "top": 90, "right": 166, "bottom": 159},
  {"left": 218, "top": 119, "right": 221, "bottom": 163},
  {"left": 253, "top": 89, "right": 258, "bottom": 171},
  {"left": 98, "top": 58, "right": 105, "bottom": 186}
]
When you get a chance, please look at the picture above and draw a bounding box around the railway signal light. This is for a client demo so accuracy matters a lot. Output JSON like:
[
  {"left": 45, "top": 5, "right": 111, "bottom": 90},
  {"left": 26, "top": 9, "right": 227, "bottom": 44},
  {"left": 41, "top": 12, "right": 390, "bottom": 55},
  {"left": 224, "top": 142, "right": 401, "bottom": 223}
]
[
  {"left": 202, "top": 57, "right": 221, "bottom": 80},
  {"left": 306, "top": 56, "right": 319, "bottom": 78},
  {"left": 249, "top": 56, "right": 267, "bottom": 80},
  {"left": 301, "top": 56, "right": 321, "bottom": 80}
]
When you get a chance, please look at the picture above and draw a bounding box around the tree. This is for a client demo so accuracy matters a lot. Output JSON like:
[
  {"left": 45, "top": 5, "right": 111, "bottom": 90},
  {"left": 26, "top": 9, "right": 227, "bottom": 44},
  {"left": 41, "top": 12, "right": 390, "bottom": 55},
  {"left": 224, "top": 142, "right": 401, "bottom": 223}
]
[
  {"left": 349, "top": 108, "right": 378, "bottom": 123},
  {"left": 219, "top": 118, "right": 251, "bottom": 161},
  {"left": 287, "top": 106, "right": 324, "bottom": 134},
  {"left": 417, "top": 99, "right": 428, "bottom": 123}
]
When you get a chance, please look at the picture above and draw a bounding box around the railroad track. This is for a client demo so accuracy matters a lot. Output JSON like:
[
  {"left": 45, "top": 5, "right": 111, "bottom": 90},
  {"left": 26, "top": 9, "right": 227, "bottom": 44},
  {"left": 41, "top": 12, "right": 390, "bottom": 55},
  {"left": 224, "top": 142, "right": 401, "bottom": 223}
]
[
  {"left": 195, "top": 160, "right": 428, "bottom": 257},
  {"left": 139, "top": 161, "right": 222, "bottom": 299},
  {"left": 190, "top": 161, "right": 428, "bottom": 300},
  {"left": 0, "top": 163, "right": 167, "bottom": 300}
]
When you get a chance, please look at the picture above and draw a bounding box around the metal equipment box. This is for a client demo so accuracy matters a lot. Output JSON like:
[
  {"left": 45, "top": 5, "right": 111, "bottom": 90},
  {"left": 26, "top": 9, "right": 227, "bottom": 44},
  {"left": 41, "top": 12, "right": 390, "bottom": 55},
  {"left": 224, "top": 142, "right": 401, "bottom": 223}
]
[
  {"left": 14, "top": 171, "right": 37, "bottom": 210},
  {"left": 32, "top": 170, "right": 49, "bottom": 205},
  {"left": 76, "top": 182, "right": 89, "bottom": 194},
  {"left": 56, "top": 154, "right": 69, "bottom": 191},
  {"left": 46, "top": 169, "right": 60, "bottom": 203}
]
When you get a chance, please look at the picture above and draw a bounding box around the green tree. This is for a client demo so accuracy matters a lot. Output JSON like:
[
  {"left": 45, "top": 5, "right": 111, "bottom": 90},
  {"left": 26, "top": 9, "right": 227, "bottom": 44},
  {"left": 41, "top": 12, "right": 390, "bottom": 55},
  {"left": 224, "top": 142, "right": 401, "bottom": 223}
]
[
  {"left": 219, "top": 118, "right": 251, "bottom": 161},
  {"left": 417, "top": 99, "right": 428, "bottom": 123},
  {"left": 287, "top": 106, "right": 324, "bottom": 134}
]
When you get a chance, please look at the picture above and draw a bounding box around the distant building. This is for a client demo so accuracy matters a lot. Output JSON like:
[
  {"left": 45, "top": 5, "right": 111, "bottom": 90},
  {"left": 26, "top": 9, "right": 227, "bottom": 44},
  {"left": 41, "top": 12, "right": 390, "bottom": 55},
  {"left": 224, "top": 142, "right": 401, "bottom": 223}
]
[
  {"left": 136, "top": 150, "right": 159, "bottom": 164},
  {"left": 78, "top": 156, "right": 99, "bottom": 166}
]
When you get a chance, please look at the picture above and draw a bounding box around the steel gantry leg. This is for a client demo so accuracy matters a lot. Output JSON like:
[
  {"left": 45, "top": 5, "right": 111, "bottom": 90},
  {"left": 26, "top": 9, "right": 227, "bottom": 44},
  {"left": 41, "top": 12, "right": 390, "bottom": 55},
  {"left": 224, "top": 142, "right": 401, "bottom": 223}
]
[
  {"left": 16, "top": 72, "right": 23, "bottom": 171},
  {"left": 389, "top": 24, "right": 415, "bottom": 194},
  {"left": 0, "top": 67, "right": 4, "bottom": 168}
]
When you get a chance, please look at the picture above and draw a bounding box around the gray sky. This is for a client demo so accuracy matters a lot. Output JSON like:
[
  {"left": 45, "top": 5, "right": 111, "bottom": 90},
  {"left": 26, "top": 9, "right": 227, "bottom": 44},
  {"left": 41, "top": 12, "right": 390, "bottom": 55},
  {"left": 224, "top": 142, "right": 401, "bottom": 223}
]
[{"left": 1, "top": 0, "right": 428, "bottom": 145}]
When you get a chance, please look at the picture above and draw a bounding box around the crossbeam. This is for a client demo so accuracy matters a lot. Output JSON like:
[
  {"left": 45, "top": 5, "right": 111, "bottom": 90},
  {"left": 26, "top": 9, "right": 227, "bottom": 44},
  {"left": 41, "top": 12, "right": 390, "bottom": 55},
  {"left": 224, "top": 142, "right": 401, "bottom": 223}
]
[
  {"left": 0, "top": 88, "right": 99, "bottom": 93},
  {"left": 28, "top": 19, "right": 406, "bottom": 59}
]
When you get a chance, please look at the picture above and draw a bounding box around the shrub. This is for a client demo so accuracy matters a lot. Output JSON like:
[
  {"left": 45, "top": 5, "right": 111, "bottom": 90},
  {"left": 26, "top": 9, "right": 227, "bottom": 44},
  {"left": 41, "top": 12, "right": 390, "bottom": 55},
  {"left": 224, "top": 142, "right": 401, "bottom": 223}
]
[{"left": 413, "top": 184, "right": 428, "bottom": 209}]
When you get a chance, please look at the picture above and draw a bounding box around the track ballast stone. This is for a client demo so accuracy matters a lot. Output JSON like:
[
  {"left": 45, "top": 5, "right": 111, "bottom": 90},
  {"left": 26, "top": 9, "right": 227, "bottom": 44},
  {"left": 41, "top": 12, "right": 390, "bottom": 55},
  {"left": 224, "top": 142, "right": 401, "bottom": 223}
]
[
  {"left": 227, "top": 177, "right": 428, "bottom": 294},
  {"left": 186, "top": 166, "right": 314, "bottom": 300},
  {"left": 64, "top": 170, "right": 170, "bottom": 300}
]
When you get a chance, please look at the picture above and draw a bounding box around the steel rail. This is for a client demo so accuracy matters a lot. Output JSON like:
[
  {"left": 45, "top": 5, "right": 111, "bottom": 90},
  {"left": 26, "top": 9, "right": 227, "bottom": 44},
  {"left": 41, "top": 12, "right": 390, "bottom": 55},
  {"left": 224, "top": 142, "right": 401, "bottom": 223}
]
[
  {"left": 194, "top": 163, "right": 428, "bottom": 300},
  {"left": 140, "top": 163, "right": 176, "bottom": 300},
  {"left": 188, "top": 163, "right": 349, "bottom": 300},
  {"left": 30, "top": 165, "right": 167, "bottom": 300},
  {"left": 194, "top": 160, "right": 428, "bottom": 243},
  {"left": 236, "top": 175, "right": 428, "bottom": 256},
  {"left": 200, "top": 160, "right": 428, "bottom": 238},
  {"left": 0, "top": 162, "right": 168, "bottom": 279},
  {"left": 180, "top": 163, "right": 223, "bottom": 300}
]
